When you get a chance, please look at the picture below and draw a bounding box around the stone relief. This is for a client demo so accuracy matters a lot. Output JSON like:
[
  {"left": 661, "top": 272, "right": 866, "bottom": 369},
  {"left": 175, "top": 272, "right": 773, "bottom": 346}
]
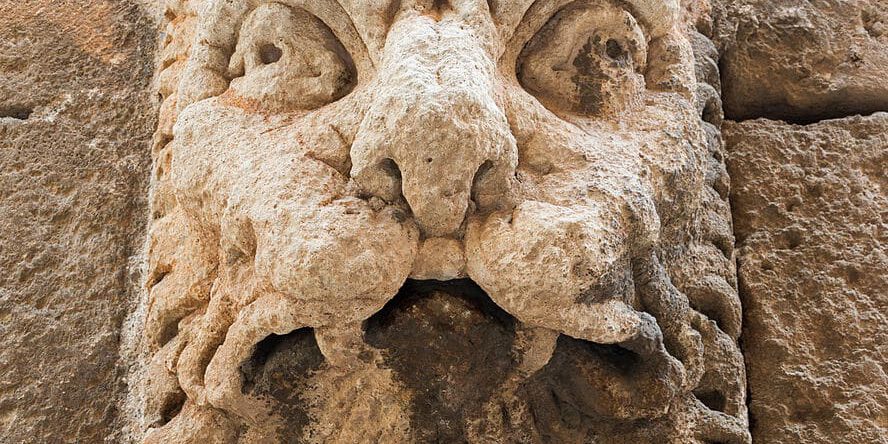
[{"left": 138, "top": 0, "right": 749, "bottom": 442}]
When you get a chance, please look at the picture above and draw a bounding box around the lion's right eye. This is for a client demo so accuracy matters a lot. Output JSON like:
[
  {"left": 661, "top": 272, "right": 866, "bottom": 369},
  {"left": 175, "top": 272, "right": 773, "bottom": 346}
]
[
  {"left": 226, "top": 3, "right": 356, "bottom": 111},
  {"left": 517, "top": 1, "right": 648, "bottom": 116}
]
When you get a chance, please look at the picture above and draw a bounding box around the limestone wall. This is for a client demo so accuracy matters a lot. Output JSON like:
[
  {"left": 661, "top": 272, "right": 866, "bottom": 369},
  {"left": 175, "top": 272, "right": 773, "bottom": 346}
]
[
  {"left": 0, "top": 1, "right": 156, "bottom": 442},
  {"left": 0, "top": 0, "right": 885, "bottom": 443},
  {"left": 711, "top": 1, "right": 887, "bottom": 442}
]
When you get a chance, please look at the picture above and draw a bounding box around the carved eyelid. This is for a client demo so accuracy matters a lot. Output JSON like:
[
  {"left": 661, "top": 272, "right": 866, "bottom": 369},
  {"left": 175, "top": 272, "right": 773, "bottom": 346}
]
[
  {"left": 506, "top": 0, "right": 677, "bottom": 54},
  {"left": 222, "top": 3, "right": 358, "bottom": 110},
  {"left": 228, "top": 4, "right": 341, "bottom": 71},
  {"left": 181, "top": 0, "right": 367, "bottom": 90},
  {"left": 555, "top": 6, "right": 648, "bottom": 67},
  {"left": 515, "top": 1, "right": 649, "bottom": 115}
]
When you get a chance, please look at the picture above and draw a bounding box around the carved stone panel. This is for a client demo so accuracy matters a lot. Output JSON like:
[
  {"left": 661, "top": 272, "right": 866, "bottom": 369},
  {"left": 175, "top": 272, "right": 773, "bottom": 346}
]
[{"left": 137, "top": 1, "right": 749, "bottom": 442}]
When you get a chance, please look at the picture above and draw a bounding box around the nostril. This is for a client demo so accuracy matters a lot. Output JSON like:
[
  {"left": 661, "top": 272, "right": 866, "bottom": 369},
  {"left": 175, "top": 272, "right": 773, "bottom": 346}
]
[
  {"left": 470, "top": 160, "right": 495, "bottom": 208},
  {"left": 373, "top": 158, "right": 407, "bottom": 205},
  {"left": 379, "top": 158, "right": 403, "bottom": 181},
  {"left": 353, "top": 156, "right": 406, "bottom": 205}
]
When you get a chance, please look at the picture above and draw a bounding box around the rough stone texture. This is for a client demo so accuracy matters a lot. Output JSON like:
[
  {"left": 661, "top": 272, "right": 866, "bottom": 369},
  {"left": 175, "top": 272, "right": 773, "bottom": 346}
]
[
  {"left": 133, "top": 0, "right": 748, "bottom": 442},
  {"left": 11, "top": 0, "right": 885, "bottom": 442},
  {"left": 726, "top": 115, "right": 888, "bottom": 443},
  {"left": 0, "top": 1, "right": 156, "bottom": 442},
  {"left": 712, "top": 0, "right": 888, "bottom": 122},
  {"left": 711, "top": 1, "right": 888, "bottom": 442}
]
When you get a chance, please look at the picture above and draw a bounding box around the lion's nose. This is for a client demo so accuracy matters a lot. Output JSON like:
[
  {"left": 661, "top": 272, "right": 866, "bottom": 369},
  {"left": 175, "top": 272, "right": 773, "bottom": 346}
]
[
  {"left": 352, "top": 92, "right": 515, "bottom": 237},
  {"left": 397, "top": 96, "right": 512, "bottom": 237},
  {"left": 350, "top": 15, "right": 516, "bottom": 237}
]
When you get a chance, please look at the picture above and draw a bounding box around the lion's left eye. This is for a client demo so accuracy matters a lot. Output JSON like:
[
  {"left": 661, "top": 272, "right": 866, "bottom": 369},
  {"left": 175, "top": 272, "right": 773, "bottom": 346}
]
[
  {"left": 517, "top": 1, "right": 647, "bottom": 116},
  {"left": 226, "top": 3, "right": 356, "bottom": 111}
]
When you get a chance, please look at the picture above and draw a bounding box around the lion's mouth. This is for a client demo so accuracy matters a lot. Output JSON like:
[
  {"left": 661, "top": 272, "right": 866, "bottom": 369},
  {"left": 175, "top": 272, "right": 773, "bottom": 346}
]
[
  {"left": 364, "top": 279, "right": 518, "bottom": 441},
  {"left": 240, "top": 279, "right": 519, "bottom": 440},
  {"left": 238, "top": 278, "right": 653, "bottom": 441}
]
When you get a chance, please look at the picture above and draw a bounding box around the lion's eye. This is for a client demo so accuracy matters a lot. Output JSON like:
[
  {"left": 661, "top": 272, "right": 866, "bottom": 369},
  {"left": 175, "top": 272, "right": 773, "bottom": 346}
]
[
  {"left": 517, "top": 2, "right": 647, "bottom": 116},
  {"left": 226, "top": 3, "right": 356, "bottom": 111}
]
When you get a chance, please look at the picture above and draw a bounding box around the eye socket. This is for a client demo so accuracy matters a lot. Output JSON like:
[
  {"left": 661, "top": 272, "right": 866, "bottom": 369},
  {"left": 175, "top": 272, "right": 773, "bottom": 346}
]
[
  {"left": 517, "top": 1, "right": 648, "bottom": 116},
  {"left": 226, "top": 3, "right": 356, "bottom": 111}
]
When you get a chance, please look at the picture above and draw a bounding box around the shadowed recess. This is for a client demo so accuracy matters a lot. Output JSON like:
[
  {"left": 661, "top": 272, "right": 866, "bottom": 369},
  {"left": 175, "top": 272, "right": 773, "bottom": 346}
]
[
  {"left": 364, "top": 279, "right": 518, "bottom": 442},
  {"left": 521, "top": 336, "right": 657, "bottom": 442},
  {"left": 0, "top": 105, "right": 33, "bottom": 120},
  {"left": 240, "top": 328, "right": 325, "bottom": 441}
]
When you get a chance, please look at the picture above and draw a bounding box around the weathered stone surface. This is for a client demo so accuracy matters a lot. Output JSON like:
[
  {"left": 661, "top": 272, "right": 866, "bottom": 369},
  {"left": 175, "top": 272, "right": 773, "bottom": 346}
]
[
  {"left": 133, "top": 0, "right": 748, "bottom": 442},
  {"left": 712, "top": 0, "right": 888, "bottom": 121},
  {"left": 0, "top": 1, "right": 156, "bottom": 442},
  {"left": 726, "top": 115, "right": 888, "bottom": 443},
  {"left": 16, "top": 0, "right": 888, "bottom": 442}
]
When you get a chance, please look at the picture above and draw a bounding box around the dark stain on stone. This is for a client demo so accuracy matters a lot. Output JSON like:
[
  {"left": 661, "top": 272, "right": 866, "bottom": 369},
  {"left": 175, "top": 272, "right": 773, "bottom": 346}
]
[
  {"left": 574, "top": 261, "right": 633, "bottom": 305},
  {"left": 520, "top": 336, "right": 658, "bottom": 443},
  {"left": 241, "top": 328, "right": 325, "bottom": 442},
  {"left": 605, "top": 38, "right": 629, "bottom": 64},
  {"left": 572, "top": 36, "right": 610, "bottom": 114},
  {"left": 364, "top": 279, "right": 518, "bottom": 442}
]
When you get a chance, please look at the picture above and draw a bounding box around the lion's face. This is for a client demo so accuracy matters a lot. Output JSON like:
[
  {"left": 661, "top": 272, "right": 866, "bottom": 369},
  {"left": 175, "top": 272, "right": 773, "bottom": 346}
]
[
  {"left": 170, "top": 0, "right": 704, "bottom": 317},
  {"left": 142, "top": 1, "right": 748, "bottom": 442}
]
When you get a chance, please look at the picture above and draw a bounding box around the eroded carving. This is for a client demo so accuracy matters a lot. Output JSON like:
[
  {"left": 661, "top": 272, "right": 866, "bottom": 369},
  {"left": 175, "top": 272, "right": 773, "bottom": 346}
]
[{"left": 138, "top": 0, "right": 750, "bottom": 442}]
